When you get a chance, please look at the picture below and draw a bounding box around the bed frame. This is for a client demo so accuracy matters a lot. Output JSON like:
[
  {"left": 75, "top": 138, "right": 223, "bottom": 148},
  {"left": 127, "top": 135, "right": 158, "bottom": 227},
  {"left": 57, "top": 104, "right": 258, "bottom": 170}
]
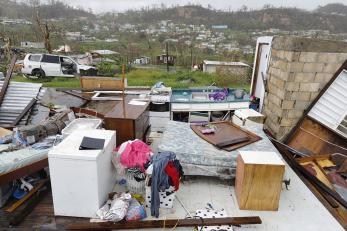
[{"left": 0, "top": 158, "right": 48, "bottom": 185}]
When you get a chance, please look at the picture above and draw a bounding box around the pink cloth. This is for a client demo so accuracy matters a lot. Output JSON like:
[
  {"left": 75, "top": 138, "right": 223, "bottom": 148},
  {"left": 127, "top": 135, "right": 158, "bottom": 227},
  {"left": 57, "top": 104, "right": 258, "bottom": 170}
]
[{"left": 117, "top": 140, "right": 151, "bottom": 172}]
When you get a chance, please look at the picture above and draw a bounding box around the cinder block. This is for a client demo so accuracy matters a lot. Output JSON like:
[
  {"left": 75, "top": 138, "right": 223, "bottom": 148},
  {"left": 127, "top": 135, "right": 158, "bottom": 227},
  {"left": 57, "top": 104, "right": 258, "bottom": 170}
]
[
  {"left": 314, "top": 73, "right": 333, "bottom": 83},
  {"left": 278, "top": 70, "right": 290, "bottom": 81},
  {"left": 287, "top": 62, "right": 304, "bottom": 72},
  {"left": 294, "top": 73, "right": 315, "bottom": 83},
  {"left": 310, "top": 92, "right": 320, "bottom": 101},
  {"left": 285, "top": 82, "right": 300, "bottom": 91},
  {"left": 281, "top": 100, "right": 295, "bottom": 109},
  {"left": 299, "top": 52, "right": 318, "bottom": 63},
  {"left": 302, "top": 63, "right": 324, "bottom": 73},
  {"left": 290, "top": 92, "right": 311, "bottom": 101},
  {"left": 267, "top": 93, "right": 282, "bottom": 107},
  {"left": 317, "top": 53, "right": 339, "bottom": 63},
  {"left": 269, "top": 76, "right": 285, "bottom": 89},
  {"left": 323, "top": 63, "right": 342, "bottom": 73},
  {"left": 269, "top": 67, "right": 281, "bottom": 78},
  {"left": 273, "top": 60, "right": 288, "bottom": 70},
  {"left": 280, "top": 118, "right": 294, "bottom": 126},
  {"left": 294, "top": 100, "right": 311, "bottom": 110},
  {"left": 299, "top": 82, "right": 321, "bottom": 92},
  {"left": 285, "top": 109, "right": 304, "bottom": 119},
  {"left": 338, "top": 53, "right": 347, "bottom": 62}
]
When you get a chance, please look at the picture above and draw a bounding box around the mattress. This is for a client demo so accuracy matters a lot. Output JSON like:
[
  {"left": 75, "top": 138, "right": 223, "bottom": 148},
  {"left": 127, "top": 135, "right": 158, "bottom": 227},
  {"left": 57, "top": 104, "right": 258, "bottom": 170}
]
[
  {"left": 158, "top": 121, "right": 279, "bottom": 178},
  {"left": 0, "top": 147, "right": 49, "bottom": 175}
]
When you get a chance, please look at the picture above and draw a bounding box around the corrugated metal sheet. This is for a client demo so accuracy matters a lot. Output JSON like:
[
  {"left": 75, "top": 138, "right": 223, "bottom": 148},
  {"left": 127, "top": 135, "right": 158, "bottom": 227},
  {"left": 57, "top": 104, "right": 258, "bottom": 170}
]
[
  {"left": 0, "top": 81, "right": 42, "bottom": 127},
  {"left": 308, "top": 70, "right": 347, "bottom": 137}
]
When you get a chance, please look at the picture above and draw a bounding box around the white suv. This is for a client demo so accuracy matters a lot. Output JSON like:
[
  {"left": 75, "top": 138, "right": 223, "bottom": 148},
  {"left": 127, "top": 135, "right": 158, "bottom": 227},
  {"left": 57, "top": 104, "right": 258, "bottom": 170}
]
[{"left": 21, "top": 54, "right": 97, "bottom": 78}]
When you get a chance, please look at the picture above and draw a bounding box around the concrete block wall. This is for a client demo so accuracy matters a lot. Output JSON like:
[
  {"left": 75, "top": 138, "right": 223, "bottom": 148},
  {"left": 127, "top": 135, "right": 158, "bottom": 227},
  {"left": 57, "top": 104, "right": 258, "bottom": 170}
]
[{"left": 263, "top": 37, "right": 347, "bottom": 140}]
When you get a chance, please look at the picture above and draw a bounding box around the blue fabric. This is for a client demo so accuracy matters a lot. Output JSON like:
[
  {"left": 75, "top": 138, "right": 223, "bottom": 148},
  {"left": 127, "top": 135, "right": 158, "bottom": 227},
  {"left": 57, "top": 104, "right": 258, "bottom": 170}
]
[{"left": 150, "top": 151, "right": 176, "bottom": 217}]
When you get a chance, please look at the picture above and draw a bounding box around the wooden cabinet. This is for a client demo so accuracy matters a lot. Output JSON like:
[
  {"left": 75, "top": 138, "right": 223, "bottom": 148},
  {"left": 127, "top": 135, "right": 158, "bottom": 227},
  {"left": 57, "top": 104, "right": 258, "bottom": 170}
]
[
  {"left": 235, "top": 151, "right": 285, "bottom": 211},
  {"left": 104, "top": 96, "right": 150, "bottom": 146}
]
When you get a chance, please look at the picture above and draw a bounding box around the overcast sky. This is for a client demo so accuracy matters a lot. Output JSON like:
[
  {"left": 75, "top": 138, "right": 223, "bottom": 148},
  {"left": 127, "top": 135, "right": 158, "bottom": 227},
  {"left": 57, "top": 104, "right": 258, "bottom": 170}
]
[{"left": 67, "top": 0, "right": 347, "bottom": 13}]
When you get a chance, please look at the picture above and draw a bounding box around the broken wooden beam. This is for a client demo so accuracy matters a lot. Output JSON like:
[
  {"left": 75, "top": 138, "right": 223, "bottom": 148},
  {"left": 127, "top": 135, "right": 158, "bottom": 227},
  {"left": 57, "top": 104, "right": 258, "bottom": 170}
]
[
  {"left": 270, "top": 137, "right": 347, "bottom": 209},
  {"left": 67, "top": 217, "right": 262, "bottom": 230},
  {"left": 11, "top": 98, "right": 37, "bottom": 126},
  {"left": 0, "top": 55, "right": 17, "bottom": 107}
]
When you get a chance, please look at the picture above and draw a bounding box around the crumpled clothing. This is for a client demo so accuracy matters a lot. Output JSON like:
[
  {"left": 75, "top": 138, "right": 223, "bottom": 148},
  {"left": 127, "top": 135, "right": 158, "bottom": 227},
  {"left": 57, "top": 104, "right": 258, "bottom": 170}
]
[
  {"left": 116, "top": 140, "right": 152, "bottom": 172},
  {"left": 151, "top": 151, "right": 176, "bottom": 217},
  {"left": 165, "top": 162, "right": 180, "bottom": 191},
  {"left": 126, "top": 198, "right": 146, "bottom": 221},
  {"left": 127, "top": 168, "right": 146, "bottom": 182},
  {"left": 96, "top": 193, "right": 131, "bottom": 222}
]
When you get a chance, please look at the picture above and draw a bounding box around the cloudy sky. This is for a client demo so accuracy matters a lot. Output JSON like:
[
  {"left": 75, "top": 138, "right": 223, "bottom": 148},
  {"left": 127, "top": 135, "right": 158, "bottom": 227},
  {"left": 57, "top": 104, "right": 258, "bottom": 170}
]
[{"left": 67, "top": 0, "right": 347, "bottom": 13}]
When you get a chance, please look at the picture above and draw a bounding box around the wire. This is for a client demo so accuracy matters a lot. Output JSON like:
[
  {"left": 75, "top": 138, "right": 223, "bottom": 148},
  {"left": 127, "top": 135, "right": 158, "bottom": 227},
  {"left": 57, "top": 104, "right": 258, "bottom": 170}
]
[{"left": 170, "top": 219, "right": 180, "bottom": 231}]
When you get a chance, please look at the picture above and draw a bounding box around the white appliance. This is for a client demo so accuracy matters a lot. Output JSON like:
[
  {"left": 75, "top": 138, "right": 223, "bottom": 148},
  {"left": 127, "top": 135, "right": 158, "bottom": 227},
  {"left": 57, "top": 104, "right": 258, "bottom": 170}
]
[
  {"left": 61, "top": 118, "right": 103, "bottom": 138},
  {"left": 48, "top": 129, "right": 116, "bottom": 218}
]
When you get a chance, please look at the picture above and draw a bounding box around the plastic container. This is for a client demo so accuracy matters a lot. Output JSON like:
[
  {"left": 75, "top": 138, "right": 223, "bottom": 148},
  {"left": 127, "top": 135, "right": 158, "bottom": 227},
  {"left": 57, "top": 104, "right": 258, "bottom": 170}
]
[
  {"left": 145, "top": 177, "right": 175, "bottom": 209},
  {"left": 62, "top": 118, "right": 102, "bottom": 138}
]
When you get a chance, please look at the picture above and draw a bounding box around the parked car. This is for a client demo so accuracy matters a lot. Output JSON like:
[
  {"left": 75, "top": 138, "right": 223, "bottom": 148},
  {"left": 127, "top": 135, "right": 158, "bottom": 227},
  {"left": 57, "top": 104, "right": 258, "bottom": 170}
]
[{"left": 21, "top": 54, "right": 98, "bottom": 78}]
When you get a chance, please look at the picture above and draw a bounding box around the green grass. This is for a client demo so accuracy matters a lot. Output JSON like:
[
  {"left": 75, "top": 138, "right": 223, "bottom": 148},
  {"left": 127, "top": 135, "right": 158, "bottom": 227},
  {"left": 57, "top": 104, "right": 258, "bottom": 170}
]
[
  {"left": 11, "top": 69, "right": 251, "bottom": 90},
  {"left": 11, "top": 75, "right": 81, "bottom": 88},
  {"left": 126, "top": 69, "right": 251, "bottom": 90}
]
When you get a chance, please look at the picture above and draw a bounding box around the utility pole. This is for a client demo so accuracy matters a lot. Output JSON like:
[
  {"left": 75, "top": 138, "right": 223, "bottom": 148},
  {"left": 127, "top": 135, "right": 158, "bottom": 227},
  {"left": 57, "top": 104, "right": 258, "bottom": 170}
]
[
  {"left": 190, "top": 44, "right": 193, "bottom": 70},
  {"left": 166, "top": 41, "right": 169, "bottom": 72}
]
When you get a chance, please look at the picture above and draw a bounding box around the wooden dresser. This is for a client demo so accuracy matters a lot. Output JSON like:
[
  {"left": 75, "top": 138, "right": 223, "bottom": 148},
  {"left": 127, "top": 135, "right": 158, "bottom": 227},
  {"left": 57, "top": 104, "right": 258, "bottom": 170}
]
[{"left": 104, "top": 96, "right": 150, "bottom": 146}]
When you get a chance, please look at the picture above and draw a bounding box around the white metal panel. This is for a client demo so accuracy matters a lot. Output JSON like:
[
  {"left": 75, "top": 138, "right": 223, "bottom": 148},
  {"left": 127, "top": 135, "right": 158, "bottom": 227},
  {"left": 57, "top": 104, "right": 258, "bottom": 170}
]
[
  {"left": 308, "top": 70, "right": 347, "bottom": 131},
  {"left": 0, "top": 81, "right": 42, "bottom": 127}
]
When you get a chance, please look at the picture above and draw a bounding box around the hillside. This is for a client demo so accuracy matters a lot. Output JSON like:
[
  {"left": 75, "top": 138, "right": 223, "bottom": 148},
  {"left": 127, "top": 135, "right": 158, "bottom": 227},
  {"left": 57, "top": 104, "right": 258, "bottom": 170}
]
[
  {"left": 115, "top": 4, "right": 347, "bottom": 33},
  {"left": 316, "top": 3, "right": 347, "bottom": 16},
  {"left": 0, "top": 0, "right": 94, "bottom": 19}
]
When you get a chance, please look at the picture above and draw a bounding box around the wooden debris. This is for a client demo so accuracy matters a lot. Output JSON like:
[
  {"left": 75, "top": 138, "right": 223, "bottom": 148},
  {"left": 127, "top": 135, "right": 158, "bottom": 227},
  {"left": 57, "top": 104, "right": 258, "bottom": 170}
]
[
  {"left": 0, "top": 55, "right": 17, "bottom": 107},
  {"left": 5, "top": 179, "right": 48, "bottom": 213},
  {"left": 316, "top": 159, "right": 336, "bottom": 168},
  {"left": 67, "top": 217, "right": 262, "bottom": 230},
  {"left": 9, "top": 181, "right": 50, "bottom": 226},
  {"left": 11, "top": 98, "right": 37, "bottom": 127}
]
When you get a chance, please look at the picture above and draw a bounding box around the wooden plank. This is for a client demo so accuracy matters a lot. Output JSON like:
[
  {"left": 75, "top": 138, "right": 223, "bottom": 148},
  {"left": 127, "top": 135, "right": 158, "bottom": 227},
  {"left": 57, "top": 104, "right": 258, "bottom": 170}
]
[
  {"left": 70, "top": 107, "right": 105, "bottom": 119},
  {"left": 9, "top": 182, "right": 50, "bottom": 226},
  {"left": 5, "top": 179, "right": 49, "bottom": 213},
  {"left": 0, "top": 55, "right": 17, "bottom": 107},
  {"left": 0, "top": 127, "right": 12, "bottom": 136},
  {"left": 288, "top": 118, "right": 347, "bottom": 156},
  {"left": 0, "top": 158, "right": 48, "bottom": 185},
  {"left": 80, "top": 76, "right": 126, "bottom": 90},
  {"left": 271, "top": 138, "right": 347, "bottom": 228},
  {"left": 271, "top": 138, "right": 347, "bottom": 208},
  {"left": 11, "top": 98, "right": 37, "bottom": 126},
  {"left": 299, "top": 160, "right": 334, "bottom": 189},
  {"left": 190, "top": 121, "right": 262, "bottom": 151},
  {"left": 67, "top": 217, "right": 262, "bottom": 230}
]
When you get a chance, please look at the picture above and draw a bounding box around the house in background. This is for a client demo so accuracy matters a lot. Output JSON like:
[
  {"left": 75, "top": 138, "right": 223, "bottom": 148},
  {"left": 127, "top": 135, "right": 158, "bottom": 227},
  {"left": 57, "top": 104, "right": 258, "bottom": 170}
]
[
  {"left": 134, "top": 56, "right": 150, "bottom": 65},
  {"left": 156, "top": 54, "right": 176, "bottom": 66},
  {"left": 202, "top": 60, "right": 250, "bottom": 76},
  {"left": 20, "top": 41, "right": 45, "bottom": 49}
]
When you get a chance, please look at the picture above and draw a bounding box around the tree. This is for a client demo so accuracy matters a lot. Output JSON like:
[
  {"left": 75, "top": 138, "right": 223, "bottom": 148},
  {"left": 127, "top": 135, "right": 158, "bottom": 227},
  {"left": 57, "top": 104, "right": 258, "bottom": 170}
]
[
  {"left": 35, "top": 10, "right": 53, "bottom": 53},
  {"left": 0, "top": 33, "right": 12, "bottom": 62}
]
